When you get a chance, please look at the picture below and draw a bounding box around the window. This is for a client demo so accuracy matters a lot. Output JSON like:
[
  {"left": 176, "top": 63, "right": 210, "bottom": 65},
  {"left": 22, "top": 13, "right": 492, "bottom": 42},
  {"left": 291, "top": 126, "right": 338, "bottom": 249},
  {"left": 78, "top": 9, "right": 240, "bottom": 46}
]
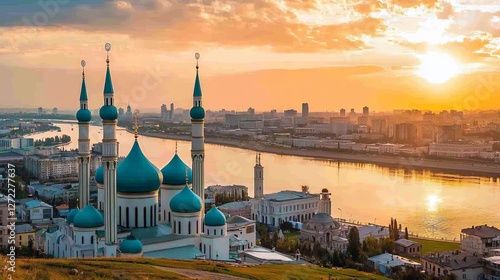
[
  {"left": 174, "top": 220, "right": 177, "bottom": 233},
  {"left": 220, "top": 229, "right": 223, "bottom": 235},
  {"left": 91, "top": 236, "right": 94, "bottom": 244},
  {"left": 144, "top": 207, "right": 147, "bottom": 227},
  {"left": 188, "top": 221, "right": 191, "bottom": 234},
  {"left": 246, "top": 225, "right": 254, "bottom": 234},
  {"left": 213, "top": 229, "right": 216, "bottom": 235},
  {"left": 197, "top": 222, "right": 199, "bottom": 234},
  {"left": 135, "top": 207, "right": 138, "bottom": 227},
  {"left": 462, "top": 275, "right": 466, "bottom": 279},
  {"left": 178, "top": 221, "right": 182, "bottom": 234},
  {"left": 150, "top": 205, "right": 153, "bottom": 227},
  {"left": 126, "top": 207, "right": 129, "bottom": 228},
  {"left": 81, "top": 236, "right": 84, "bottom": 244},
  {"left": 119, "top": 206, "right": 121, "bottom": 225}
]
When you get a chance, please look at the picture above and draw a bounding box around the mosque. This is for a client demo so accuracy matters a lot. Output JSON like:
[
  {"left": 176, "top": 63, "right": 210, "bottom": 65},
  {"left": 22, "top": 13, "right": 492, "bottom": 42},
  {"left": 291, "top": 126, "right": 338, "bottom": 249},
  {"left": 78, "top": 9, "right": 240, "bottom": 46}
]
[{"left": 45, "top": 45, "right": 232, "bottom": 260}]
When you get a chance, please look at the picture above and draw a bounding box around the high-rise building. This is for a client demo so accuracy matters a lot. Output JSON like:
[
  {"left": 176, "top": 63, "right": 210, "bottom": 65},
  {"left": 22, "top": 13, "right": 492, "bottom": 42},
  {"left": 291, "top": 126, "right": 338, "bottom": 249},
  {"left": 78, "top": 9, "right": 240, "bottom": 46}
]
[
  {"left": 284, "top": 109, "right": 297, "bottom": 118},
  {"left": 302, "top": 103, "right": 309, "bottom": 120},
  {"left": 248, "top": 107, "right": 255, "bottom": 115},
  {"left": 340, "top": 108, "right": 346, "bottom": 117},
  {"left": 254, "top": 153, "right": 263, "bottom": 199},
  {"left": 394, "top": 123, "right": 417, "bottom": 143},
  {"left": 363, "top": 106, "right": 369, "bottom": 116},
  {"left": 52, "top": 107, "right": 58, "bottom": 115},
  {"left": 37, "top": 107, "right": 43, "bottom": 115},
  {"left": 437, "top": 125, "right": 462, "bottom": 143}
]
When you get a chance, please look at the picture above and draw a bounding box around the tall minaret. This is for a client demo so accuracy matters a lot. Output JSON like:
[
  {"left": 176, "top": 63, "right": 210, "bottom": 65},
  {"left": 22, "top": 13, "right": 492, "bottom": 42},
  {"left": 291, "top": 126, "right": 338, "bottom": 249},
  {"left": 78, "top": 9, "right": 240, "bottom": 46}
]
[
  {"left": 99, "top": 43, "right": 118, "bottom": 246},
  {"left": 76, "top": 60, "right": 92, "bottom": 208},
  {"left": 319, "top": 188, "right": 332, "bottom": 215},
  {"left": 190, "top": 53, "right": 205, "bottom": 213},
  {"left": 254, "top": 153, "right": 264, "bottom": 199}
]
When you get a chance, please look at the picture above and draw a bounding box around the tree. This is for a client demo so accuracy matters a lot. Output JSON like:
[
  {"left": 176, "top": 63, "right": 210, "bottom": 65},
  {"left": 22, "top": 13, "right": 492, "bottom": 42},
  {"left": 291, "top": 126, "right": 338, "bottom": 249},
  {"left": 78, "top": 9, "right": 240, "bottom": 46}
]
[
  {"left": 405, "top": 227, "right": 409, "bottom": 239},
  {"left": 280, "top": 221, "right": 293, "bottom": 231},
  {"left": 347, "top": 227, "right": 362, "bottom": 262},
  {"left": 380, "top": 238, "right": 395, "bottom": 254},
  {"left": 362, "top": 237, "right": 382, "bottom": 257}
]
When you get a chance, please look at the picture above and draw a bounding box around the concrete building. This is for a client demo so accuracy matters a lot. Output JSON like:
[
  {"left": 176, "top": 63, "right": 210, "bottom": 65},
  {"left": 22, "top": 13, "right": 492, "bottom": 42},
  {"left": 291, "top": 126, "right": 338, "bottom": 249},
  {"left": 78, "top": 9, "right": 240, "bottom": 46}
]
[
  {"left": 15, "top": 224, "right": 35, "bottom": 248},
  {"left": 301, "top": 103, "right": 309, "bottom": 121},
  {"left": 395, "top": 238, "right": 422, "bottom": 258},
  {"left": 357, "top": 225, "right": 390, "bottom": 242},
  {"left": 461, "top": 225, "right": 500, "bottom": 255},
  {"left": 300, "top": 213, "right": 342, "bottom": 252},
  {"left": 363, "top": 106, "right": 369, "bottom": 116},
  {"left": 437, "top": 125, "right": 462, "bottom": 143},
  {"left": 19, "top": 199, "right": 53, "bottom": 225},
  {"left": 227, "top": 215, "right": 256, "bottom": 250},
  {"left": 340, "top": 108, "right": 346, "bottom": 117},
  {"left": 482, "top": 256, "right": 500, "bottom": 280},
  {"left": 394, "top": 123, "right": 417, "bottom": 143},
  {"left": 24, "top": 153, "right": 80, "bottom": 180},
  {"left": 430, "top": 142, "right": 493, "bottom": 158},
  {"left": 219, "top": 201, "right": 252, "bottom": 219},
  {"left": 0, "top": 194, "right": 14, "bottom": 249},
  {"left": 422, "top": 251, "right": 483, "bottom": 279}
]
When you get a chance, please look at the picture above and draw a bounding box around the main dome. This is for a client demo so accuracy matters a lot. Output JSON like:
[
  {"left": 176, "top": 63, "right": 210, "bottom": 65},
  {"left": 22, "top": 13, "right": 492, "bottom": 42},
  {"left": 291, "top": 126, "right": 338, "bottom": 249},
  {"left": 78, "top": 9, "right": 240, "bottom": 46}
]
[
  {"left": 73, "top": 205, "right": 104, "bottom": 228},
  {"left": 161, "top": 154, "right": 192, "bottom": 185},
  {"left": 204, "top": 205, "right": 226, "bottom": 226},
  {"left": 116, "top": 140, "right": 162, "bottom": 193},
  {"left": 170, "top": 185, "right": 202, "bottom": 213}
]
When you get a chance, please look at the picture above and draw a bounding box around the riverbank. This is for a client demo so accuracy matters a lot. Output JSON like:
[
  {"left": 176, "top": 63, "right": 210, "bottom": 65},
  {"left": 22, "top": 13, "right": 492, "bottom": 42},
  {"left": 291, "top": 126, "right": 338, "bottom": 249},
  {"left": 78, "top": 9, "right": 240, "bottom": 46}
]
[{"left": 139, "top": 131, "right": 500, "bottom": 177}]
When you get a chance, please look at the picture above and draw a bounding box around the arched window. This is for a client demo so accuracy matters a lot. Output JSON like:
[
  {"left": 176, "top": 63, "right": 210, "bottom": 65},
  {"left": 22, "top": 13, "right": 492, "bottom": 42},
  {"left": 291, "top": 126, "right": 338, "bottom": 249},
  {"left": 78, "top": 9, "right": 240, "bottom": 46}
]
[
  {"left": 144, "top": 206, "right": 147, "bottom": 227},
  {"left": 91, "top": 236, "right": 94, "bottom": 244},
  {"left": 153, "top": 205, "right": 156, "bottom": 226},
  {"left": 168, "top": 212, "right": 171, "bottom": 223},
  {"left": 126, "top": 207, "right": 129, "bottom": 228},
  {"left": 81, "top": 236, "right": 84, "bottom": 245},
  {"left": 221, "top": 229, "right": 223, "bottom": 235},
  {"left": 174, "top": 219, "right": 177, "bottom": 233},
  {"left": 213, "top": 229, "right": 216, "bottom": 236},
  {"left": 150, "top": 205, "right": 153, "bottom": 227},
  {"left": 197, "top": 222, "right": 199, "bottom": 234},
  {"left": 119, "top": 206, "right": 122, "bottom": 225},
  {"left": 188, "top": 221, "right": 191, "bottom": 234},
  {"left": 204, "top": 244, "right": 206, "bottom": 253},
  {"left": 207, "top": 229, "right": 209, "bottom": 235}
]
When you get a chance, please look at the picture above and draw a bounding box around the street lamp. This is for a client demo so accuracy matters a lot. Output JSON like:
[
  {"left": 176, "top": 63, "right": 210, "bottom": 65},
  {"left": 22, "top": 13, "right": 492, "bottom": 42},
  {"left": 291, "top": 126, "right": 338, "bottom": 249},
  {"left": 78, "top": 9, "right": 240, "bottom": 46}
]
[{"left": 338, "top": 208, "right": 342, "bottom": 219}]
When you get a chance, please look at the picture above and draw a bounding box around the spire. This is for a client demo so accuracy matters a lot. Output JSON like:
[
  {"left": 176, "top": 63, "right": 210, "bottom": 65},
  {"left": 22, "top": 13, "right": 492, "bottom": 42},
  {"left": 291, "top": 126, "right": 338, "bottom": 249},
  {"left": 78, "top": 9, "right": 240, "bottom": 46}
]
[
  {"left": 175, "top": 141, "right": 178, "bottom": 154},
  {"left": 133, "top": 110, "right": 139, "bottom": 140},
  {"left": 255, "top": 153, "right": 258, "bottom": 164},
  {"left": 80, "top": 60, "right": 88, "bottom": 101},
  {"left": 258, "top": 153, "right": 261, "bottom": 165},
  {"left": 185, "top": 167, "right": 189, "bottom": 185},
  {"left": 193, "top": 53, "right": 202, "bottom": 97},
  {"left": 104, "top": 43, "right": 114, "bottom": 94}
]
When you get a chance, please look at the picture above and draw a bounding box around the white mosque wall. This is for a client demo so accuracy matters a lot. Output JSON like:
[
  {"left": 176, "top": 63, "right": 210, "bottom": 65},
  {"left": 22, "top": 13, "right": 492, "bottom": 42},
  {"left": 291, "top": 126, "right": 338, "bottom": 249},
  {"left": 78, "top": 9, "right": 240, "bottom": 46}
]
[
  {"left": 118, "top": 192, "right": 158, "bottom": 228},
  {"left": 171, "top": 211, "right": 202, "bottom": 236},
  {"left": 159, "top": 184, "right": 183, "bottom": 223}
]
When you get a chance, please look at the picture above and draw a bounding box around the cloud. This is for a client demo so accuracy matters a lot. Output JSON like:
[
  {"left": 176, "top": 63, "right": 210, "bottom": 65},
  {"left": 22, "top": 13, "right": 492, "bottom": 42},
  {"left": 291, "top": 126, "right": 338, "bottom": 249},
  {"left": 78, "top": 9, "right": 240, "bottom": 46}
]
[{"left": 390, "top": 0, "right": 440, "bottom": 9}]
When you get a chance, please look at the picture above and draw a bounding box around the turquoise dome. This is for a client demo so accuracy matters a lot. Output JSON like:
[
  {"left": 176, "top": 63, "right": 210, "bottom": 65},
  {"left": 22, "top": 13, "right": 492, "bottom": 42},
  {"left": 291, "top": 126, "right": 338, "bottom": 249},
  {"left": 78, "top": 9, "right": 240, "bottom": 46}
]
[
  {"left": 161, "top": 154, "right": 192, "bottom": 185},
  {"left": 99, "top": 105, "right": 118, "bottom": 120},
  {"left": 76, "top": 109, "right": 92, "bottom": 122},
  {"left": 190, "top": 106, "right": 205, "bottom": 120},
  {"left": 66, "top": 208, "right": 80, "bottom": 224},
  {"left": 204, "top": 205, "right": 226, "bottom": 226},
  {"left": 95, "top": 165, "right": 104, "bottom": 184},
  {"left": 120, "top": 235, "right": 142, "bottom": 254},
  {"left": 170, "top": 185, "right": 202, "bottom": 213},
  {"left": 73, "top": 205, "right": 104, "bottom": 228},
  {"left": 117, "top": 140, "right": 162, "bottom": 193}
]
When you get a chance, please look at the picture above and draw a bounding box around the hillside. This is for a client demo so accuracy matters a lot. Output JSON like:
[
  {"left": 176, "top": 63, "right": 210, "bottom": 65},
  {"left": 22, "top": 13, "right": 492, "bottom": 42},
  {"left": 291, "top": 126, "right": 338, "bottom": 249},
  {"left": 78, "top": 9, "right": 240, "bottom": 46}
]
[{"left": 3, "top": 257, "right": 387, "bottom": 280}]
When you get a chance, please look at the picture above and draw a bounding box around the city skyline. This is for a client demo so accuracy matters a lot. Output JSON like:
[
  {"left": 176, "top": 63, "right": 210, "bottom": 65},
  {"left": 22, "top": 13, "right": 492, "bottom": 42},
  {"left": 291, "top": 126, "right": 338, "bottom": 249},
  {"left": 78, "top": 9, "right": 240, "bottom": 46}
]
[{"left": 0, "top": 0, "right": 499, "bottom": 111}]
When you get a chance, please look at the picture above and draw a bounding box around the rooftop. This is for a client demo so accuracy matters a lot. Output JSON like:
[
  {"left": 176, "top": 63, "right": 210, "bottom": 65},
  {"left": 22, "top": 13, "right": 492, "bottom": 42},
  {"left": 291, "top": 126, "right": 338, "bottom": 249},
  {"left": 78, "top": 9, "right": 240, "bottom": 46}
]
[
  {"left": 242, "top": 246, "right": 296, "bottom": 263},
  {"left": 484, "top": 256, "right": 500, "bottom": 265},
  {"left": 422, "top": 251, "right": 482, "bottom": 270},
  {"left": 369, "top": 253, "right": 421, "bottom": 268},
  {"left": 357, "top": 225, "right": 389, "bottom": 240},
  {"left": 262, "top": 191, "right": 318, "bottom": 202},
  {"left": 226, "top": 215, "right": 254, "bottom": 225},
  {"left": 462, "top": 225, "right": 500, "bottom": 239},
  {"left": 144, "top": 246, "right": 204, "bottom": 260},
  {"left": 395, "top": 238, "right": 420, "bottom": 248},
  {"left": 15, "top": 224, "right": 34, "bottom": 234},
  {"left": 129, "top": 223, "right": 190, "bottom": 245},
  {"left": 219, "top": 201, "right": 252, "bottom": 211},
  {"left": 25, "top": 199, "right": 52, "bottom": 209}
]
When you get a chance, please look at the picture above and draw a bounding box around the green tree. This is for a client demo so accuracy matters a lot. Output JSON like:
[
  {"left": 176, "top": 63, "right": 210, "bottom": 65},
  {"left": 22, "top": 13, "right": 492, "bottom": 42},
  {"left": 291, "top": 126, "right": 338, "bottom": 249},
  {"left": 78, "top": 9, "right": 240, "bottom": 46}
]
[
  {"left": 347, "top": 227, "right": 362, "bottom": 262},
  {"left": 380, "top": 238, "right": 395, "bottom": 254},
  {"left": 280, "top": 221, "right": 293, "bottom": 231},
  {"left": 362, "top": 237, "right": 382, "bottom": 257}
]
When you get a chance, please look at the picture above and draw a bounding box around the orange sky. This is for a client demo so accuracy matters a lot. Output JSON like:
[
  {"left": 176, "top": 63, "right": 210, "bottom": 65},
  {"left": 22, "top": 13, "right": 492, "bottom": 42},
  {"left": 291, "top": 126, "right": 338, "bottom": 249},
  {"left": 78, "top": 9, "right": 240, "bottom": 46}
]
[{"left": 0, "top": 0, "right": 499, "bottom": 112}]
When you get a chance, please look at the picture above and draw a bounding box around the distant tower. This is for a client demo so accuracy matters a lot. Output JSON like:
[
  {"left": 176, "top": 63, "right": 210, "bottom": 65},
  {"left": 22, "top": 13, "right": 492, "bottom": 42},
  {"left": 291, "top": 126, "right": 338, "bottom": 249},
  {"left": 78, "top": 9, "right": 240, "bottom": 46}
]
[
  {"left": 170, "top": 103, "right": 174, "bottom": 121},
  {"left": 99, "top": 43, "right": 119, "bottom": 247},
  {"left": 190, "top": 53, "right": 206, "bottom": 213},
  {"left": 37, "top": 107, "right": 43, "bottom": 115},
  {"left": 363, "top": 106, "right": 369, "bottom": 116},
  {"left": 319, "top": 188, "right": 331, "bottom": 215},
  {"left": 76, "top": 60, "right": 92, "bottom": 209},
  {"left": 254, "top": 153, "right": 263, "bottom": 199},
  {"left": 340, "top": 108, "right": 346, "bottom": 117},
  {"left": 302, "top": 103, "right": 309, "bottom": 119}
]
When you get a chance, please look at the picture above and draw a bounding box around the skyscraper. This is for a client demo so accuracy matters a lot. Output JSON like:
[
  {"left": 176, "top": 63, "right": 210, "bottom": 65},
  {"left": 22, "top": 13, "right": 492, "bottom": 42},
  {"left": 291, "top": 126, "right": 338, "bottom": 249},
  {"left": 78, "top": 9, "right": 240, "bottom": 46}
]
[
  {"left": 302, "top": 103, "right": 309, "bottom": 120},
  {"left": 340, "top": 108, "right": 346, "bottom": 117},
  {"left": 363, "top": 106, "right": 369, "bottom": 116}
]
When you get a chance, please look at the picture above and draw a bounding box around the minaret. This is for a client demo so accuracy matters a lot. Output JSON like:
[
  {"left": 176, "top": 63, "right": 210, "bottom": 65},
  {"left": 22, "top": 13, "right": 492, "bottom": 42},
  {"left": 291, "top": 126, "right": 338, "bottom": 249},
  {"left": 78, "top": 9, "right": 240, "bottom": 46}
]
[
  {"left": 190, "top": 53, "right": 205, "bottom": 213},
  {"left": 319, "top": 188, "right": 332, "bottom": 215},
  {"left": 254, "top": 153, "right": 264, "bottom": 199},
  {"left": 76, "top": 60, "right": 92, "bottom": 208},
  {"left": 99, "top": 43, "right": 119, "bottom": 246}
]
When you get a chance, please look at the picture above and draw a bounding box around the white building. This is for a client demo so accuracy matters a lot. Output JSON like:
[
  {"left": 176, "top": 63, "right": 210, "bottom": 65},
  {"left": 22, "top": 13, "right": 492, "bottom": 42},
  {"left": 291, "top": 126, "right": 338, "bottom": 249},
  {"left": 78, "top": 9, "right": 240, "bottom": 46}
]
[
  {"left": 19, "top": 199, "right": 53, "bottom": 225},
  {"left": 24, "top": 153, "right": 80, "bottom": 180},
  {"left": 429, "top": 142, "right": 493, "bottom": 158},
  {"left": 357, "top": 225, "right": 390, "bottom": 242},
  {"left": 461, "top": 225, "right": 500, "bottom": 255},
  {"left": 46, "top": 50, "right": 244, "bottom": 261}
]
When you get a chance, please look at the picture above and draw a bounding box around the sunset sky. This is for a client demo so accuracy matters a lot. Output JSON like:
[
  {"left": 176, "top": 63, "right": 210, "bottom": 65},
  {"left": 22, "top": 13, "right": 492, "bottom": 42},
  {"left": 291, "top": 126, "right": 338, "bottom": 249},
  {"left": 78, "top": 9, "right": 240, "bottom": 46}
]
[{"left": 0, "top": 0, "right": 499, "bottom": 112}]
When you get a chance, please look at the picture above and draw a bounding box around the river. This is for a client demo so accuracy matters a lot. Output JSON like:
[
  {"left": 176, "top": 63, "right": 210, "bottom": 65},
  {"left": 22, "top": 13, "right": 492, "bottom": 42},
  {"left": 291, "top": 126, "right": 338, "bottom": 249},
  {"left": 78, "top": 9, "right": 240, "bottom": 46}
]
[{"left": 34, "top": 122, "right": 500, "bottom": 240}]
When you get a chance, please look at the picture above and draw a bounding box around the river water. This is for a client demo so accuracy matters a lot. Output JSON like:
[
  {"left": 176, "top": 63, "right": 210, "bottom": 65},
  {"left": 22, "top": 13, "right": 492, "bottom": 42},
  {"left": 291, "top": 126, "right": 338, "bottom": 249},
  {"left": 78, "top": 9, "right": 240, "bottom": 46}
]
[{"left": 34, "top": 122, "right": 500, "bottom": 239}]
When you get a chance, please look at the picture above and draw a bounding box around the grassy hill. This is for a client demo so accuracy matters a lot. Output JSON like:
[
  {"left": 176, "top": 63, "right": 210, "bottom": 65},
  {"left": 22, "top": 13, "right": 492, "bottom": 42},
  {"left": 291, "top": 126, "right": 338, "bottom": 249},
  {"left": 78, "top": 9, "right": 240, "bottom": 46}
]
[{"left": 3, "top": 257, "right": 387, "bottom": 280}]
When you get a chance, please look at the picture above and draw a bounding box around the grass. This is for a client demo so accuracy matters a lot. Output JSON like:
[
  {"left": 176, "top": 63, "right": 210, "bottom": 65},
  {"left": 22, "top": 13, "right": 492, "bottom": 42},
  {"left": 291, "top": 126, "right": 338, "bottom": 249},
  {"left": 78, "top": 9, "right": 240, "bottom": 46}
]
[
  {"left": 283, "top": 230, "right": 301, "bottom": 241},
  {"left": 3, "top": 257, "right": 387, "bottom": 280},
  {"left": 410, "top": 237, "right": 461, "bottom": 256}
]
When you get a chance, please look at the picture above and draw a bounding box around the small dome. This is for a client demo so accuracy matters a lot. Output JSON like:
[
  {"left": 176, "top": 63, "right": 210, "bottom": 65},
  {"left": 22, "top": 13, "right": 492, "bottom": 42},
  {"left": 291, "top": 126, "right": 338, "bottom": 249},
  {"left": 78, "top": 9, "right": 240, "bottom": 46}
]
[
  {"left": 120, "top": 235, "right": 142, "bottom": 254},
  {"left": 204, "top": 205, "right": 226, "bottom": 226},
  {"left": 95, "top": 165, "right": 104, "bottom": 184},
  {"left": 73, "top": 205, "right": 104, "bottom": 228},
  {"left": 161, "top": 154, "right": 192, "bottom": 185},
  {"left": 311, "top": 213, "right": 335, "bottom": 223},
  {"left": 170, "top": 185, "right": 202, "bottom": 213},
  {"left": 321, "top": 188, "right": 329, "bottom": 193},
  {"left": 76, "top": 109, "right": 92, "bottom": 122},
  {"left": 66, "top": 208, "right": 80, "bottom": 224},
  {"left": 190, "top": 106, "right": 205, "bottom": 120},
  {"left": 99, "top": 105, "right": 118, "bottom": 120},
  {"left": 117, "top": 140, "right": 162, "bottom": 193}
]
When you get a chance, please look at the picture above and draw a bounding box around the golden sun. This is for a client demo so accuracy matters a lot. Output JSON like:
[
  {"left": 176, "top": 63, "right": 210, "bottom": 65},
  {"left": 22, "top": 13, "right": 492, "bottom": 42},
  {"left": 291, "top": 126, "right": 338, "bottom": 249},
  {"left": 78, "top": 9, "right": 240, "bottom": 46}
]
[{"left": 416, "top": 52, "right": 462, "bottom": 84}]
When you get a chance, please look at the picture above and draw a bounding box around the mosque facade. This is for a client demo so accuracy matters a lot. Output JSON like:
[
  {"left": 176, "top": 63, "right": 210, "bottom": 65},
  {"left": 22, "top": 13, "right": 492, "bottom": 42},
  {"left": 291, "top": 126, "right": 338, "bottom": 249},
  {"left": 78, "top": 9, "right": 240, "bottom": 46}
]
[{"left": 45, "top": 46, "right": 231, "bottom": 260}]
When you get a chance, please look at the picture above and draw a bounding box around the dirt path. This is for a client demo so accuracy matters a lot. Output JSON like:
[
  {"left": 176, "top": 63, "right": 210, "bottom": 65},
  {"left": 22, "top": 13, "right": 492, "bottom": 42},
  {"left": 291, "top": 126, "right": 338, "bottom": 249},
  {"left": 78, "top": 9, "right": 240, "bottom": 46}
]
[{"left": 152, "top": 265, "right": 247, "bottom": 280}]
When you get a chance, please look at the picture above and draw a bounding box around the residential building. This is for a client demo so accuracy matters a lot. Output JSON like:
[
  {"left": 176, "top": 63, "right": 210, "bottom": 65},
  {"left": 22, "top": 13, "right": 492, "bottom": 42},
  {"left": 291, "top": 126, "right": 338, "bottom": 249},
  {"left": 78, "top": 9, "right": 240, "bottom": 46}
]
[
  {"left": 422, "top": 251, "right": 483, "bottom": 279},
  {"left": 482, "top": 256, "right": 500, "bottom": 280},
  {"left": 368, "top": 253, "right": 421, "bottom": 278},
  {"left": 24, "top": 152, "right": 80, "bottom": 180},
  {"left": 219, "top": 201, "right": 252, "bottom": 219},
  {"left": 15, "top": 224, "right": 35, "bottom": 248},
  {"left": 461, "top": 225, "right": 500, "bottom": 255},
  {"left": 394, "top": 123, "right": 417, "bottom": 143},
  {"left": 19, "top": 199, "right": 53, "bottom": 225},
  {"left": 227, "top": 215, "right": 256, "bottom": 251},
  {"left": 0, "top": 194, "right": 14, "bottom": 249},
  {"left": 357, "top": 225, "right": 390, "bottom": 242},
  {"left": 395, "top": 238, "right": 422, "bottom": 258},
  {"left": 301, "top": 103, "right": 309, "bottom": 121}
]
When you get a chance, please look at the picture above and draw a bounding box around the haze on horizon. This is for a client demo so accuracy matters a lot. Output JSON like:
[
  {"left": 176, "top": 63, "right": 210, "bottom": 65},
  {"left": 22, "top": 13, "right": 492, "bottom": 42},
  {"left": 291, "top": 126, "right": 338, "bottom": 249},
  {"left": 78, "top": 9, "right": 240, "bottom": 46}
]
[{"left": 0, "top": 0, "right": 499, "bottom": 112}]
